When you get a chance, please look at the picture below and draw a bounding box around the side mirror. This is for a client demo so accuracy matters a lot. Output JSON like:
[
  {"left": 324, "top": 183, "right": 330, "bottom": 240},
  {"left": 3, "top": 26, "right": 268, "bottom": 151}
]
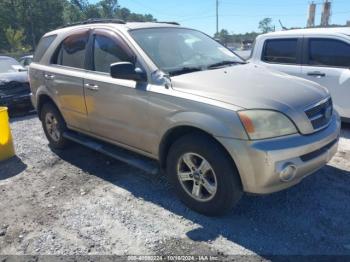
[{"left": 110, "top": 62, "right": 146, "bottom": 82}]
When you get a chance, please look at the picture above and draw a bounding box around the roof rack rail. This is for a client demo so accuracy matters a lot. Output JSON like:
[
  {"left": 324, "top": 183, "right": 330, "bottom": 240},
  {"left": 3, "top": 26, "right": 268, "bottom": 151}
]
[
  {"left": 61, "top": 18, "right": 126, "bottom": 28},
  {"left": 156, "top": 21, "right": 180, "bottom": 26}
]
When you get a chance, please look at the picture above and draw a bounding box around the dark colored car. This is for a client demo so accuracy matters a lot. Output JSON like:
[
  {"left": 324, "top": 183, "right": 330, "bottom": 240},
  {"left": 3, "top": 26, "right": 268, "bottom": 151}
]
[
  {"left": 18, "top": 55, "right": 33, "bottom": 68},
  {"left": 0, "top": 56, "right": 32, "bottom": 111}
]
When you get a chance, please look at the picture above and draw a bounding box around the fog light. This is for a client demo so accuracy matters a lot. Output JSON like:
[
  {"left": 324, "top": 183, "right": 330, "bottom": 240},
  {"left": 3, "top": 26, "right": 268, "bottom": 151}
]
[{"left": 279, "top": 163, "right": 297, "bottom": 182}]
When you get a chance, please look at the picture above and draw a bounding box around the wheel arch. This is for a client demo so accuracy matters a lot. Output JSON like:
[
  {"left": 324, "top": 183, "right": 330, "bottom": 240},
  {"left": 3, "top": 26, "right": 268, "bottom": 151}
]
[
  {"left": 37, "top": 93, "right": 60, "bottom": 121},
  {"left": 158, "top": 125, "right": 240, "bottom": 178}
]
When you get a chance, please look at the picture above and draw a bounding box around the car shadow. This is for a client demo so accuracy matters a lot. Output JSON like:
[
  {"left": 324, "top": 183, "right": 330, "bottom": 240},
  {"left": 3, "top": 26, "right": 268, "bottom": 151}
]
[
  {"left": 8, "top": 107, "right": 36, "bottom": 120},
  {"left": 53, "top": 141, "right": 350, "bottom": 257},
  {"left": 341, "top": 122, "right": 350, "bottom": 139},
  {"left": 9, "top": 112, "right": 37, "bottom": 123},
  {"left": 0, "top": 156, "right": 27, "bottom": 180}
]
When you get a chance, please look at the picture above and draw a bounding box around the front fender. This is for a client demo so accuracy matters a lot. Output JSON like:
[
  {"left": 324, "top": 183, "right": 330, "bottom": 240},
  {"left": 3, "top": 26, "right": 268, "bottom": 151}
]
[
  {"left": 160, "top": 110, "right": 248, "bottom": 140},
  {"left": 35, "top": 85, "right": 60, "bottom": 109}
]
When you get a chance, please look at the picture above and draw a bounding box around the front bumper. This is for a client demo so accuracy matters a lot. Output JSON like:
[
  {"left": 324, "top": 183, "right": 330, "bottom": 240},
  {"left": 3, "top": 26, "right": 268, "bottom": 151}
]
[
  {"left": 0, "top": 93, "right": 32, "bottom": 109},
  {"left": 217, "top": 112, "right": 341, "bottom": 194}
]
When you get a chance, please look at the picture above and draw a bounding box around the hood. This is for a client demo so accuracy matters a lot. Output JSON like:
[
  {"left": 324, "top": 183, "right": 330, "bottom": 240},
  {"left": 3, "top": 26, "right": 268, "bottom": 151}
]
[
  {"left": 0, "top": 72, "right": 30, "bottom": 98},
  {"left": 0, "top": 71, "right": 28, "bottom": 84},
  {"left": 171, "top": 63, "right": 329, "bottom": 113}
]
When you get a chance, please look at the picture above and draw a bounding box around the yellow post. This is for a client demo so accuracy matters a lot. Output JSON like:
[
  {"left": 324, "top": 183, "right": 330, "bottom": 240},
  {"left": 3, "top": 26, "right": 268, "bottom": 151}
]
[{"left": 0, "top": 107, "right": 15, "bottom": 161}]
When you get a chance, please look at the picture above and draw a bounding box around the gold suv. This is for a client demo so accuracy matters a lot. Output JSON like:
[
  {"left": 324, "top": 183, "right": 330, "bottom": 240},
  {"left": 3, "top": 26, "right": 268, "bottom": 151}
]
[{"left": 29, "top": 19, "right": 340, "bottom": 215}]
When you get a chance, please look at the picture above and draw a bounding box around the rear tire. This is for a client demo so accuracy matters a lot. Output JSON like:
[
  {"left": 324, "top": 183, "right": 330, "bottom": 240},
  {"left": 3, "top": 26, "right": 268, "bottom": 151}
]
[
  {"left": 166, "top": 133, "right": 243, "bottom": 216},
  {"left": 41, "top": 103, "right": 69, "bottom": 149}
]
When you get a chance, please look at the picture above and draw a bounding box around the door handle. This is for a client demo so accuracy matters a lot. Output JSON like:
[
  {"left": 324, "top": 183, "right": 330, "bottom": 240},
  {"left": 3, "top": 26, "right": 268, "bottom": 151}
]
[
  {"left": 307, "top": 71, "right": 326, "bottom": 77},
  {"left": 44, "top": 74, "right": 55, "bottom": 80},
  {"left": 85, "top": 83, "right": 99, "bottom": 91}
]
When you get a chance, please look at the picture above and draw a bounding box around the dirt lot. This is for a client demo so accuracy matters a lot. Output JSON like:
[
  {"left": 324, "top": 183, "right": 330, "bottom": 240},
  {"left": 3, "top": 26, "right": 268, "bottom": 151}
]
[{"left": 1, "top": 113, "right": 350, "bottom": 259}]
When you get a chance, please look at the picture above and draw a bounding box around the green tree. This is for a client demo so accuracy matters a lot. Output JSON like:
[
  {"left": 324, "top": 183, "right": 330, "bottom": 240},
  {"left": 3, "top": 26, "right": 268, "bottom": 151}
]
[
  {"left": 4, "top": 27, "right": 29, "bottom": 52},
  {"left": 116, "top": 8, "right": 156, "bottom": 22},
  {"left": 63, "top": 1, "right": 85, "bottom": 23},
  {"left": 116, "top": 7, "right": 131, "bottom": 21},
  {"left": 84, "top": 4, "right": 102, "bottom": 19},
  {"left": 0, "top": 0, "right": 157, "bottom": 52},
  {"left": 0, "top": 0, "right": 64, "bottom": 50},
  {"left": 63, "top": 0, "right": 155, "bottom": 23},
  {"left": 258, "top": 18, "right": 274, "bottom": 33},
  {"left": 71, "top": 0, "right": 87, "bottom": 11},
  {"left": 100, "top": 0, "right": 119, "bottom": 18},
  {"left": 65, "top": 0, "right": 101, "bottom": 21},
  {"left": 214, "top": 29, "right": 232, "bottom": 46},
  {"left": 21, "top": 0, "right": 64, "bottom": 49}
]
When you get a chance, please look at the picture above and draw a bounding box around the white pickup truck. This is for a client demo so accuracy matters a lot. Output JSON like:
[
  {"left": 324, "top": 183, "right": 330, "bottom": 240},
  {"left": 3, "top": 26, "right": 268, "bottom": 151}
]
[{"left": 249, "top": 27, "right": 350, "bottom": 122}]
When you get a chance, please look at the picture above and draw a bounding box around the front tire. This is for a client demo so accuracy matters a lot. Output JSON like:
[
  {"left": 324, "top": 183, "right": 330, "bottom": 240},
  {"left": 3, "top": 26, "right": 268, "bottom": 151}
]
[
  {"left": 166, "top": 133, "right": 243, "bottom": 216},
  {"left": 41, "top": 103, "right": 69, "bottom": 149}
]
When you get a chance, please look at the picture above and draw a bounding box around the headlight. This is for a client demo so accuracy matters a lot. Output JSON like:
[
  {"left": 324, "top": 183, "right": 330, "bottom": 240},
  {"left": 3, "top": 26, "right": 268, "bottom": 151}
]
[{"left": 238, "top": 110, "right": 297, "bottom": 140}]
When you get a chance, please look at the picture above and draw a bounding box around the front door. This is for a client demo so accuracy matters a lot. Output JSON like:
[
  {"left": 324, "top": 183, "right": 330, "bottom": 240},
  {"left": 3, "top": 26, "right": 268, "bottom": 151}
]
[
  {"left": 301, "top": 37, "right": 350, "bottom": 119},
  {"left": 84, "top": 29, "right": 151, "bottom": 152},
  {"left": 259, "top": 38, "right": 303, "bottom": 78}
]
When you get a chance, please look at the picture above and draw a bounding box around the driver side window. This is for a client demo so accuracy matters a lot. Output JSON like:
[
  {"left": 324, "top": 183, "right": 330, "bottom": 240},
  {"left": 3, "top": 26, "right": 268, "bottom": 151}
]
[{"left": 93, "top": 33, "right": 133, "bottom": 73}]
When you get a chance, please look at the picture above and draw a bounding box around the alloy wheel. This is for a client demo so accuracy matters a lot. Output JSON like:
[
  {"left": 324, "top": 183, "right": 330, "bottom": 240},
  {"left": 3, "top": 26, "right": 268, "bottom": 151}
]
[
  {"left": 45, "top": 112, "right": 60, "bottom": 142},
  {"left": 177, "top": 153, "right": 217, "bottom": 202}
]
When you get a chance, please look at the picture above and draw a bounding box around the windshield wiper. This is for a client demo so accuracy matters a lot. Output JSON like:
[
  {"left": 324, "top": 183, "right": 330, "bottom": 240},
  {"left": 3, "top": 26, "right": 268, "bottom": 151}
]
[
  {"left": 168, "top": 66, "right": 203, "bottom": 76},
  {"left": 207, "top": 60, "right": 246, "bottom": 69}
]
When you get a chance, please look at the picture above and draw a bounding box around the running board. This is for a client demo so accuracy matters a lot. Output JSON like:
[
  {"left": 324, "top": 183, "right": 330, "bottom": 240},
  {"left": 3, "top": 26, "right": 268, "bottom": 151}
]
[{"left": 63, "top": 131, "right": 160, "bottom": 175}]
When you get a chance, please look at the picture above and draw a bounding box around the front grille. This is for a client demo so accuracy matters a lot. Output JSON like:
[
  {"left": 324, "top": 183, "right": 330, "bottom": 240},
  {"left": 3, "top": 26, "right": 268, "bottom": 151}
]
[
  {"left": 305, "top": 98, "right": 333, "bottom": 130},
  {"left": 0, "top": 81, "right": 30, "bottom": 97},
  {"left": 300, "top": 138, "right": 338, "bottom": 162}
]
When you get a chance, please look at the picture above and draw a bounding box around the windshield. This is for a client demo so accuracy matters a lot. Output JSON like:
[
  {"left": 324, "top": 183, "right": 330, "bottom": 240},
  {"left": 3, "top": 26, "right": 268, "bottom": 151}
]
[
  {"left": 130, "top": 28, "right": 244, "bottom": 76},
  {"left": 0, "top": 57, "right": 21, "bottom": 74}
]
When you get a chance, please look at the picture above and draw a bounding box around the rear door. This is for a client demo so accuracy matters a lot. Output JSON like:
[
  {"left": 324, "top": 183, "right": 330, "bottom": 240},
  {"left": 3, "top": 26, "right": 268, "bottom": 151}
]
[
  {"left": 258, "top": 37, "right": 303, "bottom": 78},
  {"left": 48, "top": 29, "right": 90, "bottom": 131},
  {"left": 84, "top": 28, "right": 151, "bottom": 151},
  {"left": 301, "top": 37, "right": 350, "bottom": 119}
]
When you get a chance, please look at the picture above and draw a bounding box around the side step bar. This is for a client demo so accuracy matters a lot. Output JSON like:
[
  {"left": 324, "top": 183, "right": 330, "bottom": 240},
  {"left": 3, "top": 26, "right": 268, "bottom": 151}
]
[{"left": 63, "top": 131, "right": 160, "bottom": 175}]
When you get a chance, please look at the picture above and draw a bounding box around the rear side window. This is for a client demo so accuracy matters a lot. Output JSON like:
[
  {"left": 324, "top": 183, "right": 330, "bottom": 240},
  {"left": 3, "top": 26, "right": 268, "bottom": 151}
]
[
  {"left": 53, "top": 30, "right": 89, "bottom": 69},
  {"left": 308, "top": 39, "right": 350, "bottom": 68},
  {"left": 33, "top": 35, "right": 57, "bottom": 63},
  {"left": 262, "top": 39, "right": 298, "bottom": 64},
  {"left": 93, "top": 34, "right": 133, "bottom": 73}
]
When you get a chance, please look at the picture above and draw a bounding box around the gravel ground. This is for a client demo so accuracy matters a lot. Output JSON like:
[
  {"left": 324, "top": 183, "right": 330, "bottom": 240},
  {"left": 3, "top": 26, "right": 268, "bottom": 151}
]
[{"left": 0, "top": 113, "right": 350, "bottom": 259}]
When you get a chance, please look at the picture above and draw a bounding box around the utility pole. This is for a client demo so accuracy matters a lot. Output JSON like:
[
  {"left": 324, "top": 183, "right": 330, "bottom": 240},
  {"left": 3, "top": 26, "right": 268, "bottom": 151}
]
[
  {"left": 321, "top": 0, "right": 331, "bottom": 27},
  {"left": 307, "top": 2, "right": 316, "bottom": 28},
  {"left": 216, "top": 0, "right": 219, "bottom": 35}
]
